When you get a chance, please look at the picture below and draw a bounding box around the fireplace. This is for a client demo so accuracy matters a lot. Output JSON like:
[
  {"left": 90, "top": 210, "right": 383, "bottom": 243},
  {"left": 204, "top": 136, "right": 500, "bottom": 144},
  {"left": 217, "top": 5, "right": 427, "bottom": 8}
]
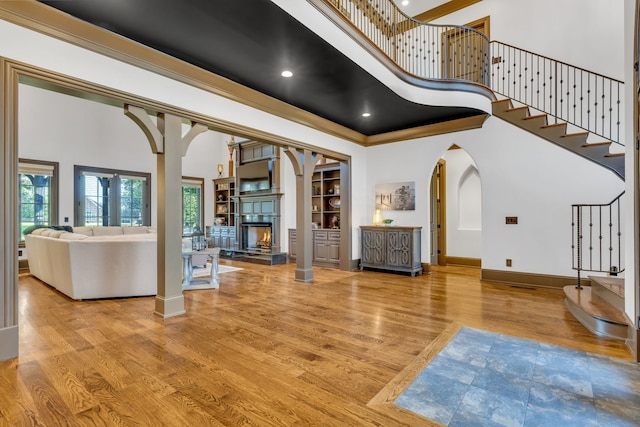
[{"left": 242, "top": 222, "right": 273, "bottom": 252}]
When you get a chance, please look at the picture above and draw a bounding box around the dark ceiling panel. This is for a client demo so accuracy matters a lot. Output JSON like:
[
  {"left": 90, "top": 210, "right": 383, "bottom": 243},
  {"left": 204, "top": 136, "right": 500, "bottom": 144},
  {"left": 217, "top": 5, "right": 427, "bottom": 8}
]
[{"left": 38, "top": 0, "right": 483, "bottom": 135}]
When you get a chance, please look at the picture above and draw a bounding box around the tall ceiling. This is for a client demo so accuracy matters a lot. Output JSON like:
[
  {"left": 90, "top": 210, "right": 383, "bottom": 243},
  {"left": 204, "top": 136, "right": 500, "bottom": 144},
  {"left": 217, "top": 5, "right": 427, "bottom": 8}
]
[{"left": 37, "top": 0, "right": 485, "bottom": 136}]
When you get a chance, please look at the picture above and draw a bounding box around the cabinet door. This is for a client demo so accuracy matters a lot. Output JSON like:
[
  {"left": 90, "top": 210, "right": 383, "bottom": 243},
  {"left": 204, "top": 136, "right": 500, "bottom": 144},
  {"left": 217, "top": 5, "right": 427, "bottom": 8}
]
[
  {"left": 386, "top": 230, "right": 412, "bottom": 268},
  {"left": 328, "top": 241, "right": 340, "bottom": 263},
  {"left": 314, "top": 241, "right": 328, "bottom": 262},
  {"left": 220, "top": 230, "right": 231, "bottom": 249},
  {"left": 362, "top": 229, "right": 385, "bottom": 265},
  {"left": 289, "top": 238, "right": 297, "bottom": 257}
]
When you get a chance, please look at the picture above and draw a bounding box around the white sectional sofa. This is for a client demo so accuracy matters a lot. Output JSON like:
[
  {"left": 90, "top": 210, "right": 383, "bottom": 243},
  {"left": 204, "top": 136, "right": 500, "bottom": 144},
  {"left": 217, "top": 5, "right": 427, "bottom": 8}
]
[{"left": 25, "top": 226, "right": 158, "bottom": 300}]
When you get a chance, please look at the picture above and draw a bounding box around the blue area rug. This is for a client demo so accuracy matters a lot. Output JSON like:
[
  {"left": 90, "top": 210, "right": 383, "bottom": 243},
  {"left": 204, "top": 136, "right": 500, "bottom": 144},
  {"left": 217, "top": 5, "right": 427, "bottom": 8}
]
[{"left": 395, "top": 327, "right": 640, "bottom": 427}]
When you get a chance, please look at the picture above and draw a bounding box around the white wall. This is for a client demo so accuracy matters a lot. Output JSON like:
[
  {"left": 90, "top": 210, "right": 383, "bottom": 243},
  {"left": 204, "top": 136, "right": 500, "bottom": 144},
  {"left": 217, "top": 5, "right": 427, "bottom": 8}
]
[
  {"left": 623, "top": 0, "right": 636, "bottom": 326},
  {"left": 441, "top": 149, "right": 482, "bottom": 259},
  {"left": 431, "top": 0, "right": 624, "bottom": 80},
  {"left": 366, "top": 115, "right": 624, "bottom": 276}
]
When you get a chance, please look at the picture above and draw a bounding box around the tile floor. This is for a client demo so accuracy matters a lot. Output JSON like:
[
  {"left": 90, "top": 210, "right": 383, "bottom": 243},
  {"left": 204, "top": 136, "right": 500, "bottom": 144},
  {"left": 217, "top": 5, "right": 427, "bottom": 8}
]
[{"left": 395, "top": 327, "right": 640, "bottom": 427}]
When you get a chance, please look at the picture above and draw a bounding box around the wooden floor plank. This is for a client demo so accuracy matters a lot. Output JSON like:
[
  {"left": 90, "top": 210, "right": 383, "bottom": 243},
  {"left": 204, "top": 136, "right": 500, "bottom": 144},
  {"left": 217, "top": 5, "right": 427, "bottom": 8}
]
[{"left": 4, "top": 263, "right": 632, "bottom": 425}]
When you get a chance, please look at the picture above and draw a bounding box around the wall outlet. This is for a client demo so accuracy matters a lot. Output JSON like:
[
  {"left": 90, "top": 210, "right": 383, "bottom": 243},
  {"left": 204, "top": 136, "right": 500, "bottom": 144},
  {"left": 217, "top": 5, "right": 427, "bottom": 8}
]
[
  {"left": 505, "top": 216, "right": 518, "bottom": 224},
  {"left": 64, "top": 217, "right": 69, "bottom": 223},
  {"left": 18, "top": 249, "right": 22, "bottom": 257},
  {"left": 506, "top": 259, "right": 512, "bottom": 267}
]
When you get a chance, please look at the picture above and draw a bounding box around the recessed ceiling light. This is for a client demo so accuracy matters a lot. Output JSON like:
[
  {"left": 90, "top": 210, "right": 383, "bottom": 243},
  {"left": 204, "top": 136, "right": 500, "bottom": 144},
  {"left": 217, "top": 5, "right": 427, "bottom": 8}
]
[
  {"left": 362, "top": 112, "right": 371, "bottom": 117},
  {"left": 402, "top": 0, "right": 409, "bottom": 5},
  {"left": 281, "top": 70, "right": 293, "bottom": 78}
]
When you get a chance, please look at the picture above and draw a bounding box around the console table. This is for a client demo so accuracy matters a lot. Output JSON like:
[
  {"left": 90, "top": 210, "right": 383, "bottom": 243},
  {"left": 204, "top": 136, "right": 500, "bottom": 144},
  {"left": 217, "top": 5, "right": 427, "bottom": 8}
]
[
  {"left": 181, "top": 247, "right": 221, "bottom": 289},
  {"left": 360, "top": 226, "right": 422, "bottom": 276}
]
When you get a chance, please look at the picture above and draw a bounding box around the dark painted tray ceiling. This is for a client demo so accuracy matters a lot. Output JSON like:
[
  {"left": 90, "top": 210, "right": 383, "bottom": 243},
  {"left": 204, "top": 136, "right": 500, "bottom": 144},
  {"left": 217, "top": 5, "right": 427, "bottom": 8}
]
[{"left": 38, "top": 0, "right": 483, "bottom": 135}]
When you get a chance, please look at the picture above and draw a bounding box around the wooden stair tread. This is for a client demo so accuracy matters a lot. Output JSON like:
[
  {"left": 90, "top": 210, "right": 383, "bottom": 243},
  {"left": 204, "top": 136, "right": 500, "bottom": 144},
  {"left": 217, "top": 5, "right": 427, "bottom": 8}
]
[
  {"left": 492, "top": 96, "right": 625, "bottom": 179},
  {"left": 582, "top": 141, "right": 611, "bottom": 148},
  {"left": 589, "top": 276, "right": 624, "bottom": 298},
  {"left": 523, "top": 114, "right": 546, "bottom": 120},
  {"left": 540, "top": 122, "right": 567, "bottom": 129},
  {"left": 563, "top": 286, "right": 627, "bottom": 325},
  {"left": 560, "top": 131, "right": 589, "bottom": 138}
]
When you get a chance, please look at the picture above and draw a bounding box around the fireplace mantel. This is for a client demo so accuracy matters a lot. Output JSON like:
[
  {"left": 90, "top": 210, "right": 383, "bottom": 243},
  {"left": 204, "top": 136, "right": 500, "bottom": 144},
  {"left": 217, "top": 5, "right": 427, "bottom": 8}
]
[{"left": 236, "top": 193, "right": 283, "bottom": 255}]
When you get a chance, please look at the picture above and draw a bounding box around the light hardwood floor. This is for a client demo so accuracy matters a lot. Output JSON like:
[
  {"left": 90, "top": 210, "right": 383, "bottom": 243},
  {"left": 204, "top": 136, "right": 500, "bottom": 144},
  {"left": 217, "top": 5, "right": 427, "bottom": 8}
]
[{"left": 1, "top": 263, "right": 631, "bottom": 426}]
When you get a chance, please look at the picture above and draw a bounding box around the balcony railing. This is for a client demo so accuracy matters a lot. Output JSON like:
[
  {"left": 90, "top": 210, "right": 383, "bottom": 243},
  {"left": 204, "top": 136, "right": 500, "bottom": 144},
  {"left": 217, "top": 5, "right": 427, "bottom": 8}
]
[
  {"left": 491, "top": 42, "right": 623, "bottom": 145},
  {"left": 317, "top": 0, "right": 490, "bottom": 85},
  {"left": 314, "top": 0, "right": 623, "bottom": 145}
]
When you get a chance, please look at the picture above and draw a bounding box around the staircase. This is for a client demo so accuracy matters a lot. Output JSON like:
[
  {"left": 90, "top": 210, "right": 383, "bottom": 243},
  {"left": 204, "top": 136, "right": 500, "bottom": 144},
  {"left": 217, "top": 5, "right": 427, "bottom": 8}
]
[
  {"left": 492, "top": 99, "right": 625, "bottom": 179},
  {"left": 315, "top": 0, "right": 630, "bottom": 341},
  {"left": 564, "top": 276, "right": 627, "bottom": 340}
]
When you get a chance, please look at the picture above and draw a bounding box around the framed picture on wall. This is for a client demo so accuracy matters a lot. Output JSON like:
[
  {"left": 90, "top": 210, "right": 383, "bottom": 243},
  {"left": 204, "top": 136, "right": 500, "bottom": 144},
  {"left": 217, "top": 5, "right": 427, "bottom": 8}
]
[{"left": 375, "top": 181, "right": 415, "bottom": 211}]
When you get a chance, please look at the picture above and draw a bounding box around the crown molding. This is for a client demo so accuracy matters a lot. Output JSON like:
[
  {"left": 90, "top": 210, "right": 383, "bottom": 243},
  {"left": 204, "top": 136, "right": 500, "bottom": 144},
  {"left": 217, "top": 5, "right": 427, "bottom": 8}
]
[
  {"left": 414, "top": 0, "right": 482, "bottom": 23},
  {"left": 364, "top": 114, "right": 488, "bottom": 146}
]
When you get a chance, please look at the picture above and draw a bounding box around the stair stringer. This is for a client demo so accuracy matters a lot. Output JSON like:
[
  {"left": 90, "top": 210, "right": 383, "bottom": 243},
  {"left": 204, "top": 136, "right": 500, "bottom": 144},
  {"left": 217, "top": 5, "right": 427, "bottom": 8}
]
[{"left": 492, "top": 99, "right": 625, "bottom": 180}]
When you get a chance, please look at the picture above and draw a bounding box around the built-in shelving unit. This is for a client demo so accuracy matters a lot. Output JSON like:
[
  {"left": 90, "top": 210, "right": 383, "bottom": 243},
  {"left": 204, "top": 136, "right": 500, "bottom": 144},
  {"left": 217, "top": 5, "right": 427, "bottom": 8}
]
[
  {"left": 290, "top": 162, "right": 343, "bottom": 268},
  {"left": 312, "top": 163, "right": 341, "bottom": 230},
  {"left": 210, "top": 177, "right": 236, "bottom": 250},
  {"left": 214, "top": 177, "right": 235, "bottom": 227}
]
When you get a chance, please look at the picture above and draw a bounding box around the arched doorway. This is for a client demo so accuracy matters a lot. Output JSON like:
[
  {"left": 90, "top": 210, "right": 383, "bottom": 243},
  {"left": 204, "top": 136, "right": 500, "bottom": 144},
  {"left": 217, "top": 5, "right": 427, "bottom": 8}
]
[{"left": 430, "top": 146, "right": 482, "bottom": 267}]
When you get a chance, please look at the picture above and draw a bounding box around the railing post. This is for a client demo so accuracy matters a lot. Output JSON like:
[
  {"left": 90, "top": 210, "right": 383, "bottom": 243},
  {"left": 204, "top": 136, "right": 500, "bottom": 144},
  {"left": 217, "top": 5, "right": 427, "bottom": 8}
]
[
  {"left": 554, "top": 61, "right": 559, "bottom": 125},
  {"left": 576, "top": 205, "right": 583, "bottom": 289}
]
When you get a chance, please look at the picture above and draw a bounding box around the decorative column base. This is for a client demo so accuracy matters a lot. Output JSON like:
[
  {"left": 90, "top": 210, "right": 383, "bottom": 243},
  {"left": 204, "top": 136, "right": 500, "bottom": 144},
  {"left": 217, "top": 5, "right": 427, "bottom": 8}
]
[
  {"left": 0, "top": 326, "right": 18, "bottom": 361},
  {"left": 154, "top": 294, "right": 186, "bottom": 318},
  {"left": 295, "top": 267, "right": 314, "bottom": 283}
]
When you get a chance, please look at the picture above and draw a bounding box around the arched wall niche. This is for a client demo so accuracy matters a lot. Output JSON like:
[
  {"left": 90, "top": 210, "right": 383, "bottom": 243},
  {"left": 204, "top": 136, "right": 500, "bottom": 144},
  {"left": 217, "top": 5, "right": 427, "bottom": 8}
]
[
  {"left": 440, "top": 146, "right": 482, "bottom": 263},
  {"left": 458, "top": 164, "right": 481, "bottom": 230}
]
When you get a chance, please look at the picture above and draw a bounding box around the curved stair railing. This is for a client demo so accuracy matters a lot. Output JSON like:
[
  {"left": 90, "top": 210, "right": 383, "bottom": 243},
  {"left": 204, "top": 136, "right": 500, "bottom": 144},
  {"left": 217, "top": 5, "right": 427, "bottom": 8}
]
[
  {"left": 491, "top": 42, "right": 623, "bottom": 146},
  {"left": 313, "top": 0, "right": 624, "bottom": 148},
  {"left": 312, "top": 0, "right": 490, "bottom": 85},
  {"left": 572, "top": 192, "right": 625, "bottom": 289}
]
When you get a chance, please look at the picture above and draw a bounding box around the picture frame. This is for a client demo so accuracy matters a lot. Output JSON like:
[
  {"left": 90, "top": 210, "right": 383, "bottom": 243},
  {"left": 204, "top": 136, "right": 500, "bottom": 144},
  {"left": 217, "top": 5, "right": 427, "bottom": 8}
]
[{"left": 375, "top": 181, "right": 415, "bottom": 211}]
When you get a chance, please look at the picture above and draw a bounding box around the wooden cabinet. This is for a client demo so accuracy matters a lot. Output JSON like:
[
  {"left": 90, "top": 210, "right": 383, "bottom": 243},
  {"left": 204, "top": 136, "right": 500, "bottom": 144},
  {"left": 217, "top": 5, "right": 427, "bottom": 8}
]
[
  {"left": 239, "top": 142, "right": 277, "bottom": 163},
  {"left": 214, "top": 177, "right": 235, "bottom": 227},
  {"left": 288, "top": 229, "right": 340, "bottom": 267},
  {"left": 207, "top": 226, "right": 236, "bottom": 250},
  {"left": 312, "top": 164, "right": 341, "bottom": 230},
  {"left": 360, "top": 226, "right": 422, "bottom": 276}
]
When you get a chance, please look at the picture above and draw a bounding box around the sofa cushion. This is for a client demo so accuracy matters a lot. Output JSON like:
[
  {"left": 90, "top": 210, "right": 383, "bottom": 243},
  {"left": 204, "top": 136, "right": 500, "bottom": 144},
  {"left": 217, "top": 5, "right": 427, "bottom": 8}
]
[
  {"left": 85, "top": 233, "right": 157, "bottom": 241},
  {"left": 23, "top": 224, "right": 50, "bottom": 235},
  {"left": 122, "top": 226, "right": 150, "bottom": 235},
  {"left": 73, "top": 226, "right": 94, "bottom": 236},
  {"left": 92, "top": 226, "right": 124, "bottom": 236},
  {"left": 31, "top": 228, "right": 47, "bottom": 235},
  {"left": 40, "top": 229, "right": 56, "bottom": 236},
  {"left": 47, "top": 230, "right": 65, "bottom": 238},
  {"left": 58, "top": 232, "right": 89, "bottom": 240}
]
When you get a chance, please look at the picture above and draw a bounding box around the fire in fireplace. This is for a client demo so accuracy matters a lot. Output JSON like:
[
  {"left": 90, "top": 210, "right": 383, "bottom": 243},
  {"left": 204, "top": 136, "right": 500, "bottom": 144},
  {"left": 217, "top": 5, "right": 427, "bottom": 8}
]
[{"left": 242, "top": 222, "right": 273, "bottom": 252}]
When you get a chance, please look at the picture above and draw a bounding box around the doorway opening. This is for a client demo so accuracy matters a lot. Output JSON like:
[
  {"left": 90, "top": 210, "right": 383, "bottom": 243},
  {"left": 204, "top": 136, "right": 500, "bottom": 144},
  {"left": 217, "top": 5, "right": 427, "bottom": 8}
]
[{"left": 430, "top": 146, "right": 482, "bottom": 267}]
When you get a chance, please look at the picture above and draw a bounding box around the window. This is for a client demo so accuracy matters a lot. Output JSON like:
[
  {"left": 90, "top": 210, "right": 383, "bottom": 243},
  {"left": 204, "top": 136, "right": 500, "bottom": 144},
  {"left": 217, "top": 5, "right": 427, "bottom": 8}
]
[
  {"left": 75, "top": 165, "right": 151, "bottom": 227},
  {"left": 182, "top": 177, "right": 204, "bottom": 235},
  {"left": 19, "top": 159, "right": 58, "bottom": 241}
]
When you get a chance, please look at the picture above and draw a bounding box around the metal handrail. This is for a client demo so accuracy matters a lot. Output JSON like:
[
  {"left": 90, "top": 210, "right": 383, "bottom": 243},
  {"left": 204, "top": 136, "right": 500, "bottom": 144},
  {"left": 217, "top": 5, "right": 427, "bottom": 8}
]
[
  {"left": 314, "top": 0, "right": 624, "bottom": 145},
  {"left": 572, "top": 192, "right": 625, "bottom": 288},
  {"left": 491, "top": 41, "right": 623, "bottom": 145},
  {"left": 317, "top": 0, "right": 490, "bottom": 85}
]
